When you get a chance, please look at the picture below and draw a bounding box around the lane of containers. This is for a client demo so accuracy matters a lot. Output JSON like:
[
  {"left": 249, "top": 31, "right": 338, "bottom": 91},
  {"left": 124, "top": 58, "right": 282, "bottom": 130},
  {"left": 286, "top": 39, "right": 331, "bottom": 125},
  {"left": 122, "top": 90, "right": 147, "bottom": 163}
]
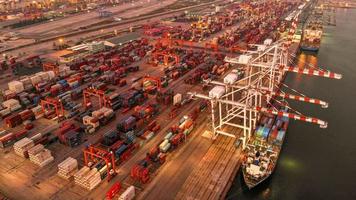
[
  {"left": 129, "top": 100, "right": 208, "bottom": 185},
  {"left": 0, "top": 38, "right": 153, "bottom": 149},
  {"left": 209, "top": 1, "right": 299, "bottom": 50}
]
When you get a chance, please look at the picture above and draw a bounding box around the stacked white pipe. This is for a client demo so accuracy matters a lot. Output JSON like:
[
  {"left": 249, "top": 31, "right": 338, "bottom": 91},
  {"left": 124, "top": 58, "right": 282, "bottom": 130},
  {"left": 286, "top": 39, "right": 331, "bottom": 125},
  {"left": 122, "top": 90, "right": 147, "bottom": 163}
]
[
  {"left": 74, "top": 166, "right": 101, "bottom": 190},
  {"left": 57, "top": 157, "right": 78, "bottom": 180},
  {"left": 13, "top": 137, "right": 34, "bottom": 158},
  {"left": 30, "top": 71, "right": 56, "bottom": 86},
  {"left": 28, "top": 144, "right": 54, "bottom": 167},
  {"left": 2, "top": 99, "right": 21, "bottom": 112},
  {"left": 8, "top": 81, "right": 24, "bottom": 94}
]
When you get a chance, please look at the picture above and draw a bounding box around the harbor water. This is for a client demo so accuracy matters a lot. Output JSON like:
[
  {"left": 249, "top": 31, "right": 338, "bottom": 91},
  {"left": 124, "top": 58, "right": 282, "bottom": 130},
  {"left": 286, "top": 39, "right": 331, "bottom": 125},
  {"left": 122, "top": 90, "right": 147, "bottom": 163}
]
[{"left": 227, "top": 8, "right": 356, "bottom": 200}]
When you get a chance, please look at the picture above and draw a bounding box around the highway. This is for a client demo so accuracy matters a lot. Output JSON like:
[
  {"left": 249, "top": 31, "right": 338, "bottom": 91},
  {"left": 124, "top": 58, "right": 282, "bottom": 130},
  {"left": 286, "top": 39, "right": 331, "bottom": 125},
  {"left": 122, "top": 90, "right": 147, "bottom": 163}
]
[
  {"left": 16, "top": 0, "right": 178, "bottom": 38},
  {"left": 0, "top": 0, "right": 227, "bottom": 56}
]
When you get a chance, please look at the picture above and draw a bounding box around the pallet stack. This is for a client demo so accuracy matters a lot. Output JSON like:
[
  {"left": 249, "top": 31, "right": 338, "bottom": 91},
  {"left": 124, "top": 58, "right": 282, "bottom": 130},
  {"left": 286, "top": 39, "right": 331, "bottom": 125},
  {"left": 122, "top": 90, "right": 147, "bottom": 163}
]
[
  {"left": 57, "top": 157, "right": 78, "bottom": 180},
  {"left": 13, "top": 137, "right": 34, "bottom": 158},
  {"left": 74, "top": 166, "right": 101, "bottom": 190},
  {"left": 28, "top": 144, "right": 54, "bottom": 167}
]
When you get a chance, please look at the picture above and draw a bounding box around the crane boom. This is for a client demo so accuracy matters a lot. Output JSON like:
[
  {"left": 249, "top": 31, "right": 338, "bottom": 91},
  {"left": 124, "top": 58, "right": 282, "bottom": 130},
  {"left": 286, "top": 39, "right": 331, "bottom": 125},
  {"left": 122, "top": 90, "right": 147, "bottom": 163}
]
[
  {"left": 261, "top": 90, "right": 329, "bottom": 108},
  {"left": 188, "top": 92, "right": 328, "bottom": 128},
  {"left": 255, "top": 106, "right": 327, "bottom": 128},
  {"left": 282, "top": 66, "right": 342, "bottom": 79}
]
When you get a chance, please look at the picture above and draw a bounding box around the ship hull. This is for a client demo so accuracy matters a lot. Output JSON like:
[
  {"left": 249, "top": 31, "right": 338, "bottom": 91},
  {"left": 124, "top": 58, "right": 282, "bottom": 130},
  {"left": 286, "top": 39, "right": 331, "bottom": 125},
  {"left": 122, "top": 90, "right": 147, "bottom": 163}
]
[
  {"left": 300, "top": 45, "right": 319, "bottom": 52},
  {"left": 242, "top": 114, "right": 289, "bottom": 190},
  {"left": 242, "top": 168, "right": 271, "bottom": 189}
]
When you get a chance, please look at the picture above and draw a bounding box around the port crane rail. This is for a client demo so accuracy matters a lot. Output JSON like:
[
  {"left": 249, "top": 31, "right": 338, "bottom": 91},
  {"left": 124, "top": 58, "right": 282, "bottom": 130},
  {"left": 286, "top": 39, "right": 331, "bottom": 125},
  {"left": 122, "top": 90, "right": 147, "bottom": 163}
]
[{"left": 189, "top": 39, "right": 342, "bottom": 149}]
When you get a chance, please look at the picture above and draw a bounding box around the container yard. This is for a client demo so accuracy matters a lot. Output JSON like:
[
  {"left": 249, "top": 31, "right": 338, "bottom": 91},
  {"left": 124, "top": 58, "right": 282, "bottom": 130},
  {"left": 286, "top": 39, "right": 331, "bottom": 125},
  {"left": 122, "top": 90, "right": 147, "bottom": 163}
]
[{"left": 0, "top": 0, "right": 349, "bottom": 200}]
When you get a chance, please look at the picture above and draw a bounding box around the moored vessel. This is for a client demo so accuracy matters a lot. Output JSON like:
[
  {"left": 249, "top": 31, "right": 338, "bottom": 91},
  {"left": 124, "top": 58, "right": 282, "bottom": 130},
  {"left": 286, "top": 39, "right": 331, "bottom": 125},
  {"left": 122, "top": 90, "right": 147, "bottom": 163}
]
[{"left": 242, "top": 106, "right": 289, "bottom": 189}]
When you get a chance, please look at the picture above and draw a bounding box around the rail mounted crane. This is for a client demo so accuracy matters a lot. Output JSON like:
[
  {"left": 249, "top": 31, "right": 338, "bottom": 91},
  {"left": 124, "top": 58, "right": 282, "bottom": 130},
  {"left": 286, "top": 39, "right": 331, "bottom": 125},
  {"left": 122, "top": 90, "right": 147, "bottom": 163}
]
[
  {"left": 83, "top": 145, "right": 116, "bottom": 182},
  {"left": 40, "top": 97, "right": 64, "bottom": 119},
  {"left": 43, "top": 62, "right": 59, "bottom": 75},
  {"left": 83, "top": 87, "right": 107, "bottom": 109},
  {"left": 158, "top": 32, "right": 194, "bottom": 49},
  {"left": 152, "top": 51, "right": 180, "bottom": 66},
  {"left": 142, "top": 76, "right": 161, "bottom": 93}
]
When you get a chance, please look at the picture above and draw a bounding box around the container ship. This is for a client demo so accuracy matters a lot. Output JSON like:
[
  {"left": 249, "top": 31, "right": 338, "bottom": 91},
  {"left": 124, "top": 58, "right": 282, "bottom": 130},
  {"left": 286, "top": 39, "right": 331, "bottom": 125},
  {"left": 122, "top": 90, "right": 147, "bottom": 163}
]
[
  {"left": 242, "top": 106, "right": 289, "bottom": 189},
  {"left": 300, "top": 18, "right": 323, "bottom": 52}
]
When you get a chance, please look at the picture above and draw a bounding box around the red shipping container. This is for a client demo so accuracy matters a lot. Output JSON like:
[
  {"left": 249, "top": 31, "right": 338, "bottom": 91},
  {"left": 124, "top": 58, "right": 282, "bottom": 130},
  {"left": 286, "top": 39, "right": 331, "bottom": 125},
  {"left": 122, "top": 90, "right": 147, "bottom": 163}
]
[
  {"left": 0, "top": 132, "right": 15, "bottom": 148},
  {"left": 5, "top": 114, "right": 22, "bottom": 128},
  {"left": 152, "top": 124, "right": 160, "bottom": 132},
  {"left": 19, "top": 109, "right": 35, "bottom": 121},
  {"left": 15, "top": 130, "right": 28, "bottom": 140},
  {"left": 147, "top": 121, "right": 157, "bottom": 131}
]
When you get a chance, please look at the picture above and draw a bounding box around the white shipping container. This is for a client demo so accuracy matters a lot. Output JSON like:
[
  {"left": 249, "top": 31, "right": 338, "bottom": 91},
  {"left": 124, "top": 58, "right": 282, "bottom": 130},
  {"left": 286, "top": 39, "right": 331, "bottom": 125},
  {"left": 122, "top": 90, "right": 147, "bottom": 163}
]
[
  {"left": 3, "top": 90, "right": 16, "bottom": 97},
  {"left": 0, "top": 108, "right": 11, "bottom": 117},
  {"left": 9, "top": 104, "right": 22, "bottom": 112},
  {"left": 19, "top": 77, "right": 31, "bottom": 85},
  {"left": 208, "top": 86, "right": 225, "bottom": 99},
  {"left": 2, "top": 99, "right": 20, "bottom": 109},
  {"left": 238, "top": 55, "right": 252, "bottom": 64},
  {"left": 47, "top": 71, "right": 56, "bottom": 79},
  {"left": 173, "top": 93, "right": 182, "bottom": 106},
  {"left": 119, "top": 186, "right": 135, "bottom": 200},
  {"left": 223, "top": 73, "right": 238, "bottom": 84},
  {"left": 257, "top": 45, "right": 266, "bottom": 52},
  {"left": 37, "top": 72, "right": 50, "bottom": 81},
  {"left": 8, "top": 81, "right": 24, "bottom": 93},
  {"left": 160, "top": 143, "right": 171, "bottom": 153},
  {"left": 30, "top": 75, "right": 42, "bottom": 85},
  {"left": 159, "top": 139, "right": 171, "bottom": 152},
  {"left": 264, "top": 39, "right": 273, "bottom": 45}
]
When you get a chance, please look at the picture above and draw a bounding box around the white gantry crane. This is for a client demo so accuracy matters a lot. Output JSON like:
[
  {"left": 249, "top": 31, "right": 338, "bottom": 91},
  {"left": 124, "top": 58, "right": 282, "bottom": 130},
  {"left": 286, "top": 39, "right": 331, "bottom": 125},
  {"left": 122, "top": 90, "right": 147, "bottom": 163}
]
[{"left": 189, "top": 39, "right": 342, "bottom": 149}]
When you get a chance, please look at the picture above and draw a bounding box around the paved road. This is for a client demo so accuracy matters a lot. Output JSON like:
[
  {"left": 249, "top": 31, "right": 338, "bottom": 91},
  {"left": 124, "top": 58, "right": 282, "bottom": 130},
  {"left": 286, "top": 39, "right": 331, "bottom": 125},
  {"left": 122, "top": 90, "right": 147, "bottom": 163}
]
[
  {"left": 17, "top": 0, "right": 177, "bottom": 37},
  {"left": 1, "top": 0, "right": 228, "bottom": 56}
]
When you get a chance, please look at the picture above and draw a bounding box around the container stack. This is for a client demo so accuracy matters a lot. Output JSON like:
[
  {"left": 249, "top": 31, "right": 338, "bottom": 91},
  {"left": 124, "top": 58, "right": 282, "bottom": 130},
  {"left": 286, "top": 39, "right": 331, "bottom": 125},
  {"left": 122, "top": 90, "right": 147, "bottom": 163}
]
[
  {"left": 74, "top": 166, "right": 102, "bottom": 190},
  {"left": 83, "top": 115, "right": 99, "bottom": 134},
  {"left": 19, "top": 77, "right": 33, "bottom": 90},
  {"left": 8, "top": 81, "right": 24, "bottom": 94},
  {"left": 36, "top": 72, "right": 50, "bottom": 82},
  {"left": 31, "top": 105, "right": 44, "bottom": 119},
  {"left": 57, "top": 157, "right": 78, "bottom": 180},
  {"left": 28, "top": 144, "right": 54, "bottom": 167},
  {"left": 92, "top": 107, "right": 115, "bottom": 125},
  {"left": 13, "top": 137, "right": 34, "bottom": 158},
  {"left": 2, "top": 99, "right": 21, "bottom": 112},
  {"left": 30, "top": 74, "right": 42, "bottom": 86},
  {"left": 59, "top": 66, "right": 72, "bottom": 77},
  {"left": 18, "top": 92, "right": 31, "bottom": 107}
]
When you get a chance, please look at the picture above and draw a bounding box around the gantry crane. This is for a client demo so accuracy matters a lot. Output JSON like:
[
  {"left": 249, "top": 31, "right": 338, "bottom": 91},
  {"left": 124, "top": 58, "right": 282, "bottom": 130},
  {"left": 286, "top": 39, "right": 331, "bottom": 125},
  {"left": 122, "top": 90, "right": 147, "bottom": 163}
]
[
  {"left": 83, "top": 87, "right": 107, "bottom": 109},
  {"left": 40, "top": 97, "right": 64, "bottom": 119},
  {"left": 152, "top": 51, "right": 180, "bottom": 66},
  {"left": 42, "top": 62, "right": 59, "bottom": 75},
  {"left": 158, "top": 32, "right": 194, "bottom": 49},
  {"left": 142, "top": 75, "right": 161, "bottom": 93},
  {"left": 189, "top": 38, "right": 342, "bottom": 149},
  {"left": 83, "top": 146, "right": 116, "bottom": 181}
]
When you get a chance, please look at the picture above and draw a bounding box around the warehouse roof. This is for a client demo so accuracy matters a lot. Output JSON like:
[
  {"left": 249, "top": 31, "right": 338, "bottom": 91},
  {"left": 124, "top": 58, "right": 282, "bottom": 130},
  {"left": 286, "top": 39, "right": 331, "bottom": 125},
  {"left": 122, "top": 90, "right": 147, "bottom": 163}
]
[{"left": 105, "top": 32, "right": 141, "bottom": 47}]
